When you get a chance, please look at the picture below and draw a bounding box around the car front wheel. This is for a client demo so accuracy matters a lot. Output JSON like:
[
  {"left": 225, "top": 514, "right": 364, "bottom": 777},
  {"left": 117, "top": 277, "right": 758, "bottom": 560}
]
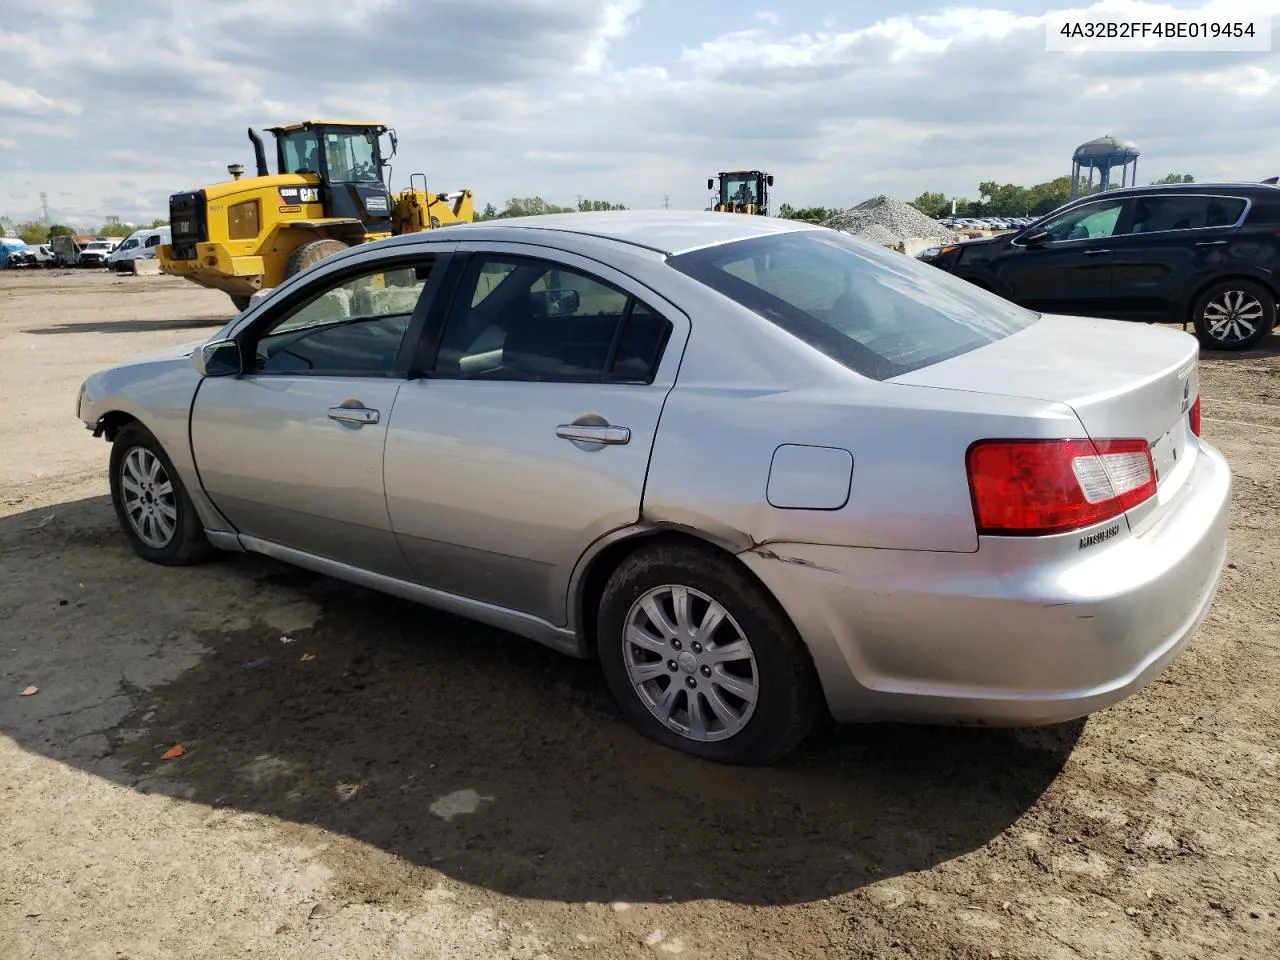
[
  {"left": 596, "top": 541, "right": 822, "bottom": 765},
  {"left": 109, "top": 422, "right": 214, "bottom": 566},
  {"left": 1192, "top": 280, "right": 1276, "bottom": 351}
]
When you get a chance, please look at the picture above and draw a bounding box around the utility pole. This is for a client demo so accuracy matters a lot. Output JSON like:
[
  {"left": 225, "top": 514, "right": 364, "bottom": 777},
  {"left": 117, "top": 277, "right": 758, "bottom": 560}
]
[
  {"left": 40, "top": 192, "right": 50, "bottom": 225},
  {"left": 663, "top": 195, "right": 670, "bottom": 209}
]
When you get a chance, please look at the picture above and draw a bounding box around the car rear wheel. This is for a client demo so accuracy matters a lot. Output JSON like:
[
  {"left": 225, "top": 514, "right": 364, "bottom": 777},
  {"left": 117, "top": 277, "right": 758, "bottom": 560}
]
[
  {"left": 1192, "top": 280, "right": 1276, "bottom": 351},
  {"left": 109, "top": 423, "right": 214, "bottom": 566},
  {"left": 596, "top": 541, "right": 821, "bottom": 765}
]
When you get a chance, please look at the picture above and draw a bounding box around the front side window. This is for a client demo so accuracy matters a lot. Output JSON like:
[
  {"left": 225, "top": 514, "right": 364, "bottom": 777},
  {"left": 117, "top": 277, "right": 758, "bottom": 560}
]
[
  {"left": 1126, "top": 195, "right": 1247, "bottom": 234},
  {"left": 322, "top": 129, "right": 380, "bottom": 184},
  {"left": 250, "top": 260, "right": 433, "bottom": 376},
  {"left": 1038, "top": 198, "right": 1127, "bottom": 241},
  {"left": 434, "top": 255, "right": 671, "bottom": 382},
  {"left": 721, "top": 176, "right": 758, "bottom": 207},
  {"left": 668, "top": 230, "right": 1038, "bottom": 380},
  {"left": 279, "top": 130, "right": 320, "bottom": 175}
]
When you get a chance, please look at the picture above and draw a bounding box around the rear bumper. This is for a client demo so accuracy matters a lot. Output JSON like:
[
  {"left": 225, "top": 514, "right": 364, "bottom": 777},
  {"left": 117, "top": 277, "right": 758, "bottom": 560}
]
[{"left": 739, "top": 440, "right": 1232, "bottom": 726}]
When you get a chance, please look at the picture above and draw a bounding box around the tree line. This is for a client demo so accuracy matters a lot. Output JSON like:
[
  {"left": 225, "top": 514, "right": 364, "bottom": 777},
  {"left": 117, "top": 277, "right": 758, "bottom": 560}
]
[
  {"left": 907, "top": 173, "right": 1195, "bottom": 220},
  {"left": 774, "top": 173, "right": 1195, "bottom": 223},
  {"left": 475, "top": 197, "right": 628, "bottom": 220}
]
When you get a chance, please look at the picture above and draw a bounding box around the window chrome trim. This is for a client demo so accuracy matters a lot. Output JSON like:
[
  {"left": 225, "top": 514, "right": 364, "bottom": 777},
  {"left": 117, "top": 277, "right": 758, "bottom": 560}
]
[{"left": 1011, "top": 193, "right": 1252, "bottom": 248}]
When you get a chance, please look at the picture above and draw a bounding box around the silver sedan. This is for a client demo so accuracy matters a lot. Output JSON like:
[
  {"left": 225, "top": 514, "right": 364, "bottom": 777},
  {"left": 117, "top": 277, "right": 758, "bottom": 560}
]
[{"left": 77, "top": 212, "right": 1232, "bottom": 764}]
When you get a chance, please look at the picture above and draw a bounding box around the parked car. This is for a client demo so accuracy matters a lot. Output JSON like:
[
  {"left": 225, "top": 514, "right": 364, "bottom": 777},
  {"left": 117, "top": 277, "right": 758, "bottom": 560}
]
[
  {"left": 106, "top": 227, "right": 171, "bottom": 271},
  {"left": 915, "top": 182, "right": 1280, "bottom": 350},
  {"left": 76, "top": 211, "right": 1231, "bottom": 765},
  {"left": 6, "top": 243, "right": 55, "bottom": 268},
  {"left": 77, "top": 239, "right": 120, "bottom": 268}
]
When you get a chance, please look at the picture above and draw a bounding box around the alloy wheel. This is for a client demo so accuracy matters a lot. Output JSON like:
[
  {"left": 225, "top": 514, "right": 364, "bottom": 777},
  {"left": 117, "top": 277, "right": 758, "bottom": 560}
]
[
  {"left": 119, "top": 447, "right": 178, "bottom": 549},
  {"left": 1202, "top": 290, "right": 1265, "bottom": 345}
]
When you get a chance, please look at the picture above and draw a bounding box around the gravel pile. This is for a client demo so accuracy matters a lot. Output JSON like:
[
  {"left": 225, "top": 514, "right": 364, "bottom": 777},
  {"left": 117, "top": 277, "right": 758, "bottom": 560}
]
[
  {"left": 822, "top": 195, "right": 963, "bottom": 244},
  {"left": 842, "top": 223, "right": 900, "bottom": 247}
]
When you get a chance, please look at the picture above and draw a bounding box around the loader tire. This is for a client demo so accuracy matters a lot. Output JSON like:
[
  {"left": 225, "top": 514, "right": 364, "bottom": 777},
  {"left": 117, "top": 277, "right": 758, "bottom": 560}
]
[{"left": 285, "top": 239, "right": 349, "bottom": 279}]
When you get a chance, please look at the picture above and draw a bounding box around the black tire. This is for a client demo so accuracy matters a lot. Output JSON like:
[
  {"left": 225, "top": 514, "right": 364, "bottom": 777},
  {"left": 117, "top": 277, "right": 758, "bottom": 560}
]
[
  {"left": 108, "top": 422, "right": 215, "bottom": 566},
  {"left": 596, "top": 541, "right": 821, "bottom": 765},
  {"left": 229, "top": 294, "right": 253, "bottom": 312},
  {"left": 285, "top": 239, "right": 349, "bottom": 279},
  {"left": 1191, "top": 279, "right": 1276, "bottom": 351}
]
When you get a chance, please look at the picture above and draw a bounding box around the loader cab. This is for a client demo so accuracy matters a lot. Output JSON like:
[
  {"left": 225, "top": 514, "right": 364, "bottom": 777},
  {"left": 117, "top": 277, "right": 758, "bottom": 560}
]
[
  {"left": 709, "top": 170, "right": 774, "bottom": 215},
  {"left": 265, "top": 120, "right": 396, "bottom": 234}
]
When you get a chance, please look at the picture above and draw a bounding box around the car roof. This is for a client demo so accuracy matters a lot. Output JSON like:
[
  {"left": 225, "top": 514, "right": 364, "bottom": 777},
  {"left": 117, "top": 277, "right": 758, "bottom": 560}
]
[
  {"left": 1070, "top": 181, "right": 1280, "bottom": 200},
  {"left": 424, "top": 210, "right": 822, "bottom": 256}
]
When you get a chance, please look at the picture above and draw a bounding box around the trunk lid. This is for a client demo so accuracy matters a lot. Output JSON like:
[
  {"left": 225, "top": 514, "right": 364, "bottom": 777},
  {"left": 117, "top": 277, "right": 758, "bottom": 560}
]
[{"left": 892, "top": 313, "right": 1200, "bottom": 534}]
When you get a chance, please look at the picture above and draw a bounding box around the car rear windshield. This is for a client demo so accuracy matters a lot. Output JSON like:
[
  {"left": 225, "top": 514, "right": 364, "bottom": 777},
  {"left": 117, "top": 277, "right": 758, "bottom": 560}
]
[{"left": 667, "top": 230, "right": 1039, "bottom": 380}]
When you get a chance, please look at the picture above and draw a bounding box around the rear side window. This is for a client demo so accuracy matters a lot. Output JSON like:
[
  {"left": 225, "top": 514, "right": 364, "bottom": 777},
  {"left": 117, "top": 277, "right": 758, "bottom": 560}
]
[
  {"left": 667, "top": 230, "right": 1038, "bottom": 380},
  {"left": 1245, "top": 196, "right": 1280, "bottom": 225},
  {"left": 434, "top": 255, "right": 672, "bottom": 383},
  {"left": 1127, "top": 195, "right": 1246, "bottom": 233}
]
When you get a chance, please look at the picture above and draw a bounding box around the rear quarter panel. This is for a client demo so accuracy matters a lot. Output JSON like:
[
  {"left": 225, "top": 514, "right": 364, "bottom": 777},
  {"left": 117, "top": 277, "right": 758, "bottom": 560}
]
[{"left": 642, "top": 338, "right": 1086, "bottom": 554}]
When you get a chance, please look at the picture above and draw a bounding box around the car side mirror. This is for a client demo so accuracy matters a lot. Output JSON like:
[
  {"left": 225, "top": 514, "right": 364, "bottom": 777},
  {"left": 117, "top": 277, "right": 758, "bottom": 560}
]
[
  {"left": 707, "top": 178, "right": 714, "bottom": 191},
  {"left": 194, "top": 339, "right": 242, "bottom": 377},
  {"left": 534, "top": 288, "right": 580, "bottom": 317},
  {"left": 1022, "top": 229, "right": 1051, "bottom": 246}
]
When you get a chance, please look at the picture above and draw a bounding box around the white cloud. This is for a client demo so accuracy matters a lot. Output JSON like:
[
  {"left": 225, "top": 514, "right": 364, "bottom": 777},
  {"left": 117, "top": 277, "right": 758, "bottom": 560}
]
[
  {"left": 0, "top": 0, "right": 1278, "bottom": 226},
  {"left": 0, "top": 79, "right": 81, "bottom": 117}
]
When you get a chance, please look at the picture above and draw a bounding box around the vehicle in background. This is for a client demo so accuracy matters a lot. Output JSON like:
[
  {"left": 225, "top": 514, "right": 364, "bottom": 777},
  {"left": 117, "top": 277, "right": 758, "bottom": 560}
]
[
  {"left": 0, "top": 237, "right": 28, "bottom": 268},
  {"left": 50, "top": 234, "right": 99, "bottom": 267},
  {"left": 106, "top": 227, "right": 171, "bottom": 271},
  {"left": 915, "top": 182, "right": 1280, "bottom": 350},
  {"left": 159, "top": 120, "right": 474, "bottom": 311},
  {"left": 5, "top": 243, "right": 55, "bottom": 268},
  {"left": 707, "top": 170, "right": 774, "bottom": 216},
  {"left": 77, "top": 211, "right": 1229, "bottom": 765},
  {"left": 77, "top": 239, "right": 121, "bottom": 268}
]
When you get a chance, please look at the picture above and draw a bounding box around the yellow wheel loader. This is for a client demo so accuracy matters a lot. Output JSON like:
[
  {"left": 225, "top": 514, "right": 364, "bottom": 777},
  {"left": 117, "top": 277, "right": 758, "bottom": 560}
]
[
  {"left": 707, "top": 170, "right": 774, "bottom": 216},
  {"left": 158, "top": 120, "right": 474, "bottom": 311}
]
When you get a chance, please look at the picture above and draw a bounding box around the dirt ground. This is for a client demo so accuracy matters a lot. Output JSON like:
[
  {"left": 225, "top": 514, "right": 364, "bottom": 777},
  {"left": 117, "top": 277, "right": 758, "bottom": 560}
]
[{"left": 0, "top": 268, "right": 1277, "bottom": 960}]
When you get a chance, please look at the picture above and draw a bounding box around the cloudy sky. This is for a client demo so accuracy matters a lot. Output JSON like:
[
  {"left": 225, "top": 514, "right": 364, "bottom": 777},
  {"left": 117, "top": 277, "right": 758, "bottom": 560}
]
[{"left": 1, "top": 0, "right": 1277, "bottom": 227}]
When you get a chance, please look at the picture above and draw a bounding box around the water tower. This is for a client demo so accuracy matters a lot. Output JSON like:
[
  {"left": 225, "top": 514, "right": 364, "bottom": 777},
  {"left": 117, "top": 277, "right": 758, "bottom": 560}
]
[{"left": 1070, "top": 135, "right": 1140, "bottom": 198}]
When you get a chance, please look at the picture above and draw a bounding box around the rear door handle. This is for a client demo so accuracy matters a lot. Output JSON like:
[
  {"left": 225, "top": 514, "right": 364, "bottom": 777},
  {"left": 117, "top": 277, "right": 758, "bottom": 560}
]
[
  {"left": 556, "top": 424, "right": 631, "bottom": 445},
  {"left": 327, "top": 406, "right": 380, "bottom": 426},
  {"left": 1195, "top": 240, "right": 1228, "bottom": 247},
  {"left": 1082, "top": 249, "right": 1112, "bottom": 256}
]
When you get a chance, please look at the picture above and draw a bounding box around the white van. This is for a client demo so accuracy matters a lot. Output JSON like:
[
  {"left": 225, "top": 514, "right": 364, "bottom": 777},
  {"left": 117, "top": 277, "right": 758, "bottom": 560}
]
[{"left": 106, "top": 227, "right": 171, "bottom": 271}]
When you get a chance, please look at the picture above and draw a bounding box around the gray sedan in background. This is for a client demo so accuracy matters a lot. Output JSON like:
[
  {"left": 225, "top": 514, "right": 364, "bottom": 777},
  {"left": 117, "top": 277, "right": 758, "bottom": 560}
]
[{"left": 77, "top": 212, "right": 1231, "bottom": 764}]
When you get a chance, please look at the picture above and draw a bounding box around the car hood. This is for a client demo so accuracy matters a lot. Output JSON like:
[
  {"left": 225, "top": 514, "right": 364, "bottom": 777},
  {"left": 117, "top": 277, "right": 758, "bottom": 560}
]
[{"left": 131, "top": 338, "right": 210, "bottom": 364}]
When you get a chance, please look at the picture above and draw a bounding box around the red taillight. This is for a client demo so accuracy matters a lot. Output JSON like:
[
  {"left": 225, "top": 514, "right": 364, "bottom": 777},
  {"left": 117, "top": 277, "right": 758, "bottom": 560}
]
[
  {"left": 966, "top": 438, "right": 1157, "bottom": 536},
  {"left": 1189, "top": 394, "right": 1201, "bottom": 437}
]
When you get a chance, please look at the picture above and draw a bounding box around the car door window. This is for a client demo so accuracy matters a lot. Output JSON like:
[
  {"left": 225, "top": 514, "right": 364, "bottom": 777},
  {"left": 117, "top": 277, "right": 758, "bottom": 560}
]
[
  {"left": 1124, "top": 195, "right": 1247, "bottom": 234},
  {"left": 145, "top": 235, "right": 161, "bottom": 248},
  {"left": 250, "top": 262, "right": 431, "bottom": 376},
  {"left": 1038, "top": 199, "right": 1126, "bottom": 241},
  {"left": 434, "top": 255, "right": 671, "bottom": 383}
]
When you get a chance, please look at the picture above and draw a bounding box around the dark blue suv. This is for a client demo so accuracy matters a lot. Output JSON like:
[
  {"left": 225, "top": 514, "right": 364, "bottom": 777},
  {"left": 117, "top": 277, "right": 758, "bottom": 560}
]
[{"left": 915, "top": 182, "right": 1280, "bottom": 350}]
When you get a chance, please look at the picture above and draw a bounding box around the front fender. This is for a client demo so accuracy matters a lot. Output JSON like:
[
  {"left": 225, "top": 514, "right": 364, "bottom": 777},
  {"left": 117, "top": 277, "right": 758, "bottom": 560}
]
[{"left": 79, "top": 352, "right": 237, "bottom": 536}]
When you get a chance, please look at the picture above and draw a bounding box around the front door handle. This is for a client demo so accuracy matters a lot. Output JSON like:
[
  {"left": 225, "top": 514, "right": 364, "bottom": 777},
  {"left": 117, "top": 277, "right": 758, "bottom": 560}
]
[
  {"left": 556, "top": 423, "right": 631, "bottom": 445},
  {"left": 1195, "top": 240, "right": 1228, "bottom": 247},
  {"left": 327, "top": 406, "right": 380, "bottom": 426},
  {"left": 1082, "top": 248, "right": 1112, "bottom": 256}
]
